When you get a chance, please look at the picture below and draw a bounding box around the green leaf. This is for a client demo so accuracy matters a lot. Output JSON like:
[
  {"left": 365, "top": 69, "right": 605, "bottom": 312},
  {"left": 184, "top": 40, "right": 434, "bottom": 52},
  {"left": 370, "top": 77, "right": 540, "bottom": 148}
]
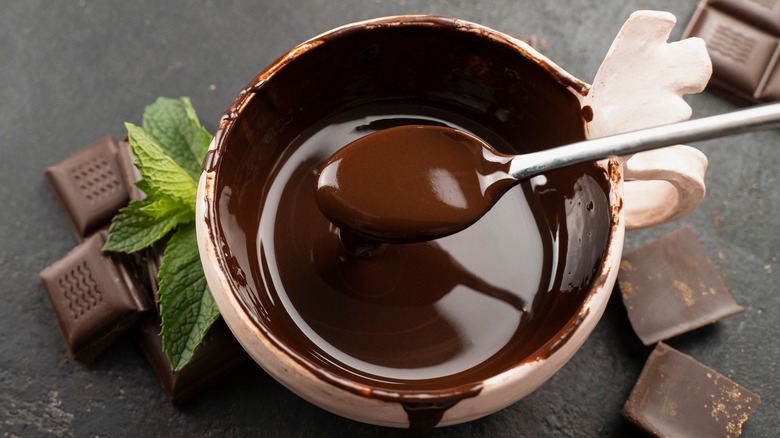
[
  {"left": 138, "top": 196, "right": 191, "bottom": 219},
  {"left": 103, "top": 198, "right": 191, "bottom": 253},
  {"left": 181, "top": 96, "right": 213, "bottom": 160},
  {"left": 158, "top": 223, "right": 220, "bottom": 372},
  {"left": 103, "top": 97, "right": 217, "bottom": 372},
  {"left": 125, "top": 122, "right": 198, "bottom": 207},
  {"left": 142, "top": 97, "right": 211, "bottom": 180}
]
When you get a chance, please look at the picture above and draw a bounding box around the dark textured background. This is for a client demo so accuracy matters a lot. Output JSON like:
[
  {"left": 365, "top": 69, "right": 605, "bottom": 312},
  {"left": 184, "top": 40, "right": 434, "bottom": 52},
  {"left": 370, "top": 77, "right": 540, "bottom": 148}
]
[{"left": 2, "top": 1, "right": 778, "bottom": 436}]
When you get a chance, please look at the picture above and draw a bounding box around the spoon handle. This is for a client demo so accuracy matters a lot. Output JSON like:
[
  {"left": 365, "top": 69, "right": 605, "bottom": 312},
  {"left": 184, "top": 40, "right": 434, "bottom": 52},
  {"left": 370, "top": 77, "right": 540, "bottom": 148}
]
[{"left": 510, "top": 101, "right": 780, "bottom": 180}]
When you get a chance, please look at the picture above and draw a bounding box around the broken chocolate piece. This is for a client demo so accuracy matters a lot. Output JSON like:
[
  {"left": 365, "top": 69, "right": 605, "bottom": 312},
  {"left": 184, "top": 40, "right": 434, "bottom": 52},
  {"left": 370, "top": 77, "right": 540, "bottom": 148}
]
[
  {"left": 623, "top": 343, "right": 761, "bottom": 438},
  {"left": 132, "top": 241, "right": 250, "bottom": 404},
  {"left": 116, "top": 139, "right": 145, "bottom": 201},
  {"left": 134, "top": 314, "right": 251, "bottom": 405},
  {"left": 683, "top": 0, "right": 780, "bottom": 102},
  {"left": 39, "top": 232, "right": 151, "bottom": 363},
  {"left": 618, "top": 227, "right": 743, "bottom": 345},
  {"left": 44, "top": 136, "right": 130, "bottom": 239}
]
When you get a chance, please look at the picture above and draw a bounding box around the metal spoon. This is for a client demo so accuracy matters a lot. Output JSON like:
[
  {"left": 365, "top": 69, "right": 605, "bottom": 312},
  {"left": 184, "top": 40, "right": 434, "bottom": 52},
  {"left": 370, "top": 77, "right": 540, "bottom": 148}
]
[{"left": 316, "top": 102, "right": 780, "bottom": 243}]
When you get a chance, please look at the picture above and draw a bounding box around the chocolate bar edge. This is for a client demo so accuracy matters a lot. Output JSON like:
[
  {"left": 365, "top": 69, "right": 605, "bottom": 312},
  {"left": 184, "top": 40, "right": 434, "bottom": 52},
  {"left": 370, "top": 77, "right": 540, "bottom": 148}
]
[{"left": 622, "top": 342, "right": 762, "bottom": 437}]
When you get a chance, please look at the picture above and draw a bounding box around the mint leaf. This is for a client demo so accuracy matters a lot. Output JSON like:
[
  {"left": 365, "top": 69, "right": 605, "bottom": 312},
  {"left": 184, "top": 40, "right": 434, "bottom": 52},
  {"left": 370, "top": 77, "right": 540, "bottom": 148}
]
[
  {"left": 104, "top": 97, "right": 219, "bottom": 372},
  {"left": 181, "top": 97, "right": 212, "bottom": 160},
  {"left": 142, "top": 97, "right": 211, "bottom": 180},
  {"left": 125, "top": 122, "right": 198, "bottom": 207},
  {"left": 104, "top": 198, "right": 190, "bottom": 253},
  {"left": 138, "top": 196, "right": 192, "bottom": 219},
  {"left": 158, "top": 223, "right": 220, "bottom": 372}
]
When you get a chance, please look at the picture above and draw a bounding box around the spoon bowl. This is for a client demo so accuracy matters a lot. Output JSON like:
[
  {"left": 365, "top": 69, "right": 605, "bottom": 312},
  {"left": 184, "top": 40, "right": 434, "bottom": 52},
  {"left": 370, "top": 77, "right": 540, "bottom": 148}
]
[{"left": 316, "top": 125, "right": 514, "bottom": 242}]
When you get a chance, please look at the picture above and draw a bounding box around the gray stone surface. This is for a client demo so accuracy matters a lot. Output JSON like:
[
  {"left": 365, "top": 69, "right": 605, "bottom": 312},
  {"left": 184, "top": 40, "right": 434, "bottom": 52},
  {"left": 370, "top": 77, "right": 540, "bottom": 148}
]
[{"left": 2, "top": 0, "right": 778, "bottom": 436}]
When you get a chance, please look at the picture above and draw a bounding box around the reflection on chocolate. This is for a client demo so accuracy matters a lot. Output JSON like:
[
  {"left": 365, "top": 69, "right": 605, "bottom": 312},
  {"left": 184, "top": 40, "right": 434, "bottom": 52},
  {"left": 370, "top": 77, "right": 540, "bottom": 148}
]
[
  {"left": 316, "top": 125, "right": 515, "bottom": 242},
  {"left": 207, "top": 20, "right": 612, "bottom": 429}
]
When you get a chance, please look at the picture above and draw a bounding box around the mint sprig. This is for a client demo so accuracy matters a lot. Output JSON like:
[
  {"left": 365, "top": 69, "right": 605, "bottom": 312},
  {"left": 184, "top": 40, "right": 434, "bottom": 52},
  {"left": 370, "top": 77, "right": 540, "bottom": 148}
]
[
  {"left": 157, "top": 223, "right": 219, "bottom": 371},
  {"left": 142, "top": 96, "right": 212, "bottom": 181},
  {"left": 104, "top": 97, "right": 218, "bottom": 372}
]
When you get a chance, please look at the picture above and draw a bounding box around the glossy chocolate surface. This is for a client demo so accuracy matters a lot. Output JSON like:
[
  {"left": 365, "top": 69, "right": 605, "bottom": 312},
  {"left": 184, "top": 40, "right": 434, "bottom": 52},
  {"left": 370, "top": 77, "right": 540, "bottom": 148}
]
[
  {"left": 316, "top": 125, "right": 515, "bottom": 242},
  {"left": 206, "top": 18, "right": 612, "bottom": 427}
]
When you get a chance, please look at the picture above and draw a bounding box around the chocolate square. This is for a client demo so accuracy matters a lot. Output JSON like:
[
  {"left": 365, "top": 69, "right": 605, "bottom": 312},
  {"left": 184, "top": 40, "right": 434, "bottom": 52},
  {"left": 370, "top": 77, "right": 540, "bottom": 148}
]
[
  {"left": 39, "top": 232, "right": 151, "bottom": 363},
  {"left": 683, "top": 0, "right": 780, "bottom": 103},
  {"left": 623, "top": 343, "right": 761, "bottom": 438},
  {"left": 44, "top": 136, "right": 130, "bottom": 239},
  {"left": 618, "top": 227, "right": 743, "bottom": 345},
  {"left": 686, "top": 6, "right": 778, "bottom": 98},
  {"left": 709, "top": 0, "right": 780, "bottom": 35},
  {"left": 134, "top": 314, "right": 251, "bottom": 405},
  {"left": 755, "top": 58, "right": 780, "bottom": 100}
]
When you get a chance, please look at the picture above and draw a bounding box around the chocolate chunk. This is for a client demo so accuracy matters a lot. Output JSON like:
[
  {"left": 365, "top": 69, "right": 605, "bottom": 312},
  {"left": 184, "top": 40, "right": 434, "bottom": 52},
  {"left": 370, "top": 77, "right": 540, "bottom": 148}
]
[
  {"left": 683, "top": 0, "right": 780, "bottom": 102},
  {"left": 44, "top": 136, "right": 130, "bottom": 239},
  {"left": 133, "top": 241, "right": 251, "bottom": 404},
  {"left": 134, "top": 314, "right": 251, "bottom": 405},
  {"left": 116, "top": 139, "right": 145, "bottom": 201},
  {"left": 623, "top": 343, "right": 761, "bottom": 438},
  {"left": 708, "top": 0, "right": 780, "bottom": 34},
  {"left": 618, "top": 227, "right": 743, "bottom": 345},
  {"left": 39, "top": 232, "right": 151, "bottom": 363}
]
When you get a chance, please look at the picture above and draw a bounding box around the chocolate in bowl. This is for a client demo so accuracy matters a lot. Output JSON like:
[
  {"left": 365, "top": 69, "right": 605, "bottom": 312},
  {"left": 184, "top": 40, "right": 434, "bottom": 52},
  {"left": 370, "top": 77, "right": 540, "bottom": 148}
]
[{"left": 198, "top": 15, "right": 618, "bottom": 429}]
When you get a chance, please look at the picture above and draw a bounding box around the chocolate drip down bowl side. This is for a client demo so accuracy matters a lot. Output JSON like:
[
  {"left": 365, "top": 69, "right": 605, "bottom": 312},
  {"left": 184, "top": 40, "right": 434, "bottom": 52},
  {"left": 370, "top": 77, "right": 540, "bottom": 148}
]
[{"left": 196, "top": 15, "right": 624, "bottom": 429}]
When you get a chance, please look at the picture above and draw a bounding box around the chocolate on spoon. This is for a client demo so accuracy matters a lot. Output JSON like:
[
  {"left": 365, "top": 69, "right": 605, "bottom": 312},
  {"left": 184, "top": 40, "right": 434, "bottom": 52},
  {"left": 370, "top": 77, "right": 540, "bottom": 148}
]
[{"left": 316, "top": 103, "right": 780, "bottom": 243}]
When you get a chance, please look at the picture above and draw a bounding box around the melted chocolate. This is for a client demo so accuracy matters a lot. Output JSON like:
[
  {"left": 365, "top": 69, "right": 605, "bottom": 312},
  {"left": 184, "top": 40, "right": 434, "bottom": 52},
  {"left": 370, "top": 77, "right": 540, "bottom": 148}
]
[
  {"left": 206, "top": 18, "right": 613, "bottom": 430},
  {"left": 316, "top": 125, "right": 515, "bottom": 242}
]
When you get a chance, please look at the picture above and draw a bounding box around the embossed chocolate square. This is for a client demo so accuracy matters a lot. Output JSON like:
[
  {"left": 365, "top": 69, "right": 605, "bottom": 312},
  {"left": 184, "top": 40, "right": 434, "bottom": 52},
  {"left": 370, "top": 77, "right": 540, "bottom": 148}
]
[
  {"left": 618, "top": 227, "right": 743, "bottom": 345},
  {"left": 623, "top": 343, "right": 761, "bottom": 437},
  {"left": 683, "top": 0, "right": 780, "bottom": 102},
  {"left": 44, "top": 135, "right": 129, "bottom": 239},
  {"left": 40, "top": 232, "right": 151, "bottom": 363}
]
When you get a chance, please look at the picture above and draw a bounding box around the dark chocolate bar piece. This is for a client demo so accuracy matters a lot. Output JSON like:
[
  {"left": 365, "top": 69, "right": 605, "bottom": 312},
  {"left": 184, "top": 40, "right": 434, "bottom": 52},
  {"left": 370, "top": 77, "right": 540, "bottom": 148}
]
[
  {"left": 683, "top": 0, "right": 780, "bottom": 102},
  {"left": 134, "top": 240, "right": 250, "bottom": 404},
  {"left": 623, "top": 343, "right": 761, "bottom": 438},
  {"left": 44, "top": 136, "right": 130, "bottom": 239},
  {"left": 134, "top": 314, "right": 251, "bottom": 405},
  {"left": 708, "top": 0, "right": 780, "bottom": 34},
  {"left": 39, "top": 232, "right": 151, "bottom": 363},
  {"left": 618, "top": 227, "right": 743, "bottom": 345},
  {"left": 116, "top": 139, "right": 146, "bottom": 201}
]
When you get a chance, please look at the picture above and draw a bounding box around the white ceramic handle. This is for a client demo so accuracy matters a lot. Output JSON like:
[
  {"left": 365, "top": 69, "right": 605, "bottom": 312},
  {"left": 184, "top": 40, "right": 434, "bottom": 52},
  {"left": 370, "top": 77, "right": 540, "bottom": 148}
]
[
  {"left": 622, "top": 145, "right": 708, "bottom": 229},
  {"left": 579, "top": 10, "right": 712, "bottom": 229}
]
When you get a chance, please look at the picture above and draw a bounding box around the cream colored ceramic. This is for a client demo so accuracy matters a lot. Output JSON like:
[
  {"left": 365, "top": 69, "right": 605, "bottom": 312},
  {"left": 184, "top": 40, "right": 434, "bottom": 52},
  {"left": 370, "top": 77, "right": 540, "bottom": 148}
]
[
  {"left": 584, "top": 11, "right": 711, "bottom": 228},
  {"left": 196, "top": 11, "right": 711, "bottom": 428}
]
